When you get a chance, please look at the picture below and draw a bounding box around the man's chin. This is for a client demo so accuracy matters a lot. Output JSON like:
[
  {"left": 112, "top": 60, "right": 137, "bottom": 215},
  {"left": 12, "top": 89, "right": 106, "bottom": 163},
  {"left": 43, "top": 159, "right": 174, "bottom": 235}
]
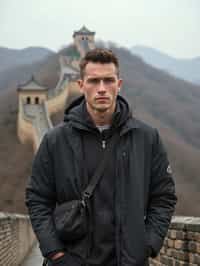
[{"left": 94, "top": 104, "right": 110, "bottom": 113}]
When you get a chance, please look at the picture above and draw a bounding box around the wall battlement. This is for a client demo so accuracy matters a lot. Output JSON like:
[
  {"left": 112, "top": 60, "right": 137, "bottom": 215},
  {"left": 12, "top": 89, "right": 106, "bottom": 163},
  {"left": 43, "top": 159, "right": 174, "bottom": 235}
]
[
  {"left": 0, "top": 213, "right": 35, "bottom": 266},
  {"left": 151, "top": 216, "right": 200, "bottom": 265},
  {"left": 1, "top": 214, "right": 200, "bottom": 265}
]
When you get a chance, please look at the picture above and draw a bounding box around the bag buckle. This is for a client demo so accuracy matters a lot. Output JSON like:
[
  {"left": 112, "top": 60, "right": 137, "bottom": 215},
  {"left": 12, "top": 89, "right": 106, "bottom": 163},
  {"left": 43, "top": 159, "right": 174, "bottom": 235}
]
[
  {"left": 83, "top": 191, "right": 90, "bottom": 199},
  {"left": 81, "top": 191, "right": 90, "bottom": 207}
]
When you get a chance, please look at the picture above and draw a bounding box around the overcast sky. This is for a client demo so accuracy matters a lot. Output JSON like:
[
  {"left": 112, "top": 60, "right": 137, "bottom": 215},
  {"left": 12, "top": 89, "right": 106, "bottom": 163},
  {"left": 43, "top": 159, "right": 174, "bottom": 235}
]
[{"left": 0, "top": 0, "right": 199, "bottom": 58}]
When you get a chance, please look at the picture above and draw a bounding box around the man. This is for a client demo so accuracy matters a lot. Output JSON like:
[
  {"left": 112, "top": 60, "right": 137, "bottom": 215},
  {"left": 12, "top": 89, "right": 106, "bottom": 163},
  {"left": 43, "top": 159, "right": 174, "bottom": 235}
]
[{"left": 26, "top": 48, "right": 177, "bottom": 266}]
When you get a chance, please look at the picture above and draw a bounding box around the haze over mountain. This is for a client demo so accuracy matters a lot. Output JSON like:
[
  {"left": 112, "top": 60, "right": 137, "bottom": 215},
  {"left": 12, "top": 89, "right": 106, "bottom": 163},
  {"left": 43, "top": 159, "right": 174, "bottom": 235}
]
[
  {"left": 131, "top": 45, "right": 200, "bottom": 85},
  {"left": 0, "top": 46, "right": 54, "bottom": 74},
  {"left": 0, "top": 48, "right": 57, "bottom": 91},
  {"left": 0, "top": 43, "right": 200, "bottom": 216}
]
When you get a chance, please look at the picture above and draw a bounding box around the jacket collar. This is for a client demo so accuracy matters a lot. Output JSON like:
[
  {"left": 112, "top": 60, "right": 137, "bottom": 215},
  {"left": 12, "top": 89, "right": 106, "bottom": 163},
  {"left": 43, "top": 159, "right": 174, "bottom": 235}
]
[
  {"left": 65, "top": 94, "right": 140, "bottom": 135},
  {"left": 120, "top": 116, "right": 140, "bottom": 136}
]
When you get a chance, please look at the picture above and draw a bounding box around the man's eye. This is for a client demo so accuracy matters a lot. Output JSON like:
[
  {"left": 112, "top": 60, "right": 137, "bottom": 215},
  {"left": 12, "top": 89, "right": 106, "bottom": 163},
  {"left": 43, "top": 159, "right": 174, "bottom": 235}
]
[
  {"left": 103, "top": 78, "right": 115, "bottom": 84},
  {"left": 88, "top": 78, "right": 100, "bottom": 84},
  {"left": 87, "top": 77, "right": 115, "bottom": 84}
]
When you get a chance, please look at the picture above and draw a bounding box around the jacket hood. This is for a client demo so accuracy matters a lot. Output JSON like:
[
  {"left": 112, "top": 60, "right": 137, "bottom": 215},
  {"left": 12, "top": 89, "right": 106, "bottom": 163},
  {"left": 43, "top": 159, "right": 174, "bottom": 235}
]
[{"left": 64, "top": 95, "right": 132, "bottom": 133}]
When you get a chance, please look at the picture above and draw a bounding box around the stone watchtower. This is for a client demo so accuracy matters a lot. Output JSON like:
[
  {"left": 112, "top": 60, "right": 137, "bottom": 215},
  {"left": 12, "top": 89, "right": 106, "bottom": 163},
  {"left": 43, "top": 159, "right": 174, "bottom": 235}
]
[
  {"left": 17, "top": 76, "right": 49, "bottom": 150},
  {"left": 73, "top": 26, "right": 95, "bottom": 57},
  {"left": 17, "top": 75, "right": 48, "bottom": 105}
]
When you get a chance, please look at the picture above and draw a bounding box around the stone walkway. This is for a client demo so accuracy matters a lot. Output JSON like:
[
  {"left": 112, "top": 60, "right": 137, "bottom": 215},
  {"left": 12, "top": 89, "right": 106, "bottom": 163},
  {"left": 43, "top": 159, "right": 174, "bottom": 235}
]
[
  {"left": 23, "top": 103, "right": 52, "bottom": 144},
  {"left": 21, "top": 243, "right": 43, "bottom": 266}
]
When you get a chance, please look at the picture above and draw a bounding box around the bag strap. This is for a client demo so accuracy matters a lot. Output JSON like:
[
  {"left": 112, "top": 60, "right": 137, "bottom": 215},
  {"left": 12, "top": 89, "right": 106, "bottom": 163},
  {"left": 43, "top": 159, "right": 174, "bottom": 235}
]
[{"left": 82, "top": 133, "right": 119, "bottom": 202}]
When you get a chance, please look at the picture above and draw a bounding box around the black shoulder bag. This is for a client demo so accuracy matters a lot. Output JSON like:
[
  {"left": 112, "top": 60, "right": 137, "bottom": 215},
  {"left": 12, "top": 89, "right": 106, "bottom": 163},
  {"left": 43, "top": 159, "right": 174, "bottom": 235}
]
[{"left": 53, "top": 133, "right": 119, "bottom": 242}]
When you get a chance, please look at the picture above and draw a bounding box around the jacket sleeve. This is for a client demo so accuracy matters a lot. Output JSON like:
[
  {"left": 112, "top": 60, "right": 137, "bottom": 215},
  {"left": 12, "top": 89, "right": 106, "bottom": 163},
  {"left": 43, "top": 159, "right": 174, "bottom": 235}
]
[
  {"left": 145, "top": 129, "right": 177, "bottom": 257},
  {"left": 26, "top": 133, "right": 65, "bottom": 257}
]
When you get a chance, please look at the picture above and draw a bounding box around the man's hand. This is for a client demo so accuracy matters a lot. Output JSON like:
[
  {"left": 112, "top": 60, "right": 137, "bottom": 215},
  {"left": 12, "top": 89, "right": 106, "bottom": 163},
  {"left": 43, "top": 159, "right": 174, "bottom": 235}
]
[
  {"left": 50, "top": 252, "right": 81, "bottom": 265},
  {"left": 51, "top": 251, "right": 65, "bottom": 260}
]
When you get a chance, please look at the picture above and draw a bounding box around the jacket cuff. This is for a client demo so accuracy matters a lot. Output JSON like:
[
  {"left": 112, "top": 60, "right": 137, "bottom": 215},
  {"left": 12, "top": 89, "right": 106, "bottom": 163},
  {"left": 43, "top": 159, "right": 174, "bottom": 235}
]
[
  {"left": 47, "top": 249, "right": 65, "bottom": 259},
  {"left": 49, "top": 252, "right": 82, "bottom": 265},
  {"left": 38, "top": 234, "right": 65, "bottom": 257},
  {"left": 146, "top": 228, "right": 164, "bottom": 258}
]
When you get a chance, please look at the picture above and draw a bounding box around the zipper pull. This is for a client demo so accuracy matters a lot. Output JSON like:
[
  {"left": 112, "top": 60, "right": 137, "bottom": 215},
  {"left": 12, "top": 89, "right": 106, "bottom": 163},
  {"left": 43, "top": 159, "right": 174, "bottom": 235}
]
[{"left": 102, "top": 140, "right": 106, "bottom": 149}]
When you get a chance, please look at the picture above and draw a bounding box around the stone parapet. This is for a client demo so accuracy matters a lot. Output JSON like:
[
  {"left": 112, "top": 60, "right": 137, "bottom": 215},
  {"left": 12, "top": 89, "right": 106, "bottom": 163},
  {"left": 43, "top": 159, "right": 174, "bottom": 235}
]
[
  {"left": 150, "top": 216, "right": 200, "bottom": 265},
  {"left": 0, "top": 212, "right": 36, "bottom": 266},
  {"left": 46, "top": 79, "right": 69, "bottom": 115}
]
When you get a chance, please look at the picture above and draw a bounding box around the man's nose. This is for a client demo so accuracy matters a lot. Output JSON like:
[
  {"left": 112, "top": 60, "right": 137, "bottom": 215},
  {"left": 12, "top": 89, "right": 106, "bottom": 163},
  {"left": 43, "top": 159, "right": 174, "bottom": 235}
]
[{"left": 97, "top": 80, "right": 106, "bottom": 93}]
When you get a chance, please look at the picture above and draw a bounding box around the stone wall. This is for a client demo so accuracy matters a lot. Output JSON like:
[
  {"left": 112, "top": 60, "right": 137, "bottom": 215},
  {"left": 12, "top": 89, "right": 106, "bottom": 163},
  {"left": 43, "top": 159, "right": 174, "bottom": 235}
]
[
  {"left": 46, "top": 80, "right": 80, "bottom": 115},
  {"left": 150, "top": 216, "right": 200, "bottom": 266},
  {"left": 0, "top": 213, "right": 36, "bottom": 266},
  {"left": 46, "top": 82, "right": 70, "bottom": 115}
]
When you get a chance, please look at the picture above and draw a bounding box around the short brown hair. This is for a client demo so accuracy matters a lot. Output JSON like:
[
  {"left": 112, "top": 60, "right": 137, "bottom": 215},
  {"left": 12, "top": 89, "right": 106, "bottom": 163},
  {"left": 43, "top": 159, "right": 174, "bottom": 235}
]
[{"left": 79, "top": 48, "right": 119, "bottom": 79}]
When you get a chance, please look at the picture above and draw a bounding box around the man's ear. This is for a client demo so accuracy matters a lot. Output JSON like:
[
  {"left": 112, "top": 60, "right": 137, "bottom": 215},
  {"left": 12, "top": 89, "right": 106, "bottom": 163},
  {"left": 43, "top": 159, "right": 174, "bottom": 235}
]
[
  {"left": 118, "top": 79, "right": 123, "bottom": 92},
  {"left": 77, "top": 79, "right": 84, "bottom": 93}
]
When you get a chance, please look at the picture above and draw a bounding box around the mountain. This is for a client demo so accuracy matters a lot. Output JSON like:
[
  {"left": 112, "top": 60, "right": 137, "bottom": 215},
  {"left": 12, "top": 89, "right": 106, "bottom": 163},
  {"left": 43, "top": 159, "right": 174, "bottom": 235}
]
[
  {"left": 115, "top": 45, "right": 200, "bottom": 149},
  {"left": 0, "top": 46, "right": 54, "bottom": 73},
  {"left": 130, "top": 45, "right": 200, "bottom": 85}
]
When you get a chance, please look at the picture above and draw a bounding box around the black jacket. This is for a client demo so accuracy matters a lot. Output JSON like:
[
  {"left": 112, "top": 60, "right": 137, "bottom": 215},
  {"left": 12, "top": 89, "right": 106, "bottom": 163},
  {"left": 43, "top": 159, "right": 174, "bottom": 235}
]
[{"left": 26, "top": 96, "right": 177, "bottom": 266}]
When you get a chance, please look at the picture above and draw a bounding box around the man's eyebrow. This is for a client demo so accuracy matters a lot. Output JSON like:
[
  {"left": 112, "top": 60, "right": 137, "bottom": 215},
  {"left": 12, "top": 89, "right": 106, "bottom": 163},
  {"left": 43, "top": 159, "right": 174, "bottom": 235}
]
[
  {"left": 86, "top": 76, "right": 116, "bottom": 81},
  {"left": 86, "top": 74, "right": 117, "bottom": 78}
]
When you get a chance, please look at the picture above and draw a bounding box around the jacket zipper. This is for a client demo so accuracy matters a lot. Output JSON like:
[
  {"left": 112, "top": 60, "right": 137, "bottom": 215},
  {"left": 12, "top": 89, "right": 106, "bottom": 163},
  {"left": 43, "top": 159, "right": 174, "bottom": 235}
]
[{"left": 102, "top": 140, "right": 106, "bottom": 149}]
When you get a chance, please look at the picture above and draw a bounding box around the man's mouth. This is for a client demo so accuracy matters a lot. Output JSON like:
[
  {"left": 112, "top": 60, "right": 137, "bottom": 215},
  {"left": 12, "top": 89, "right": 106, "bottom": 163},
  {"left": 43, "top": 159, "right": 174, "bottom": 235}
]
[{"left": 96, "top": 97, "right": 109, "bottom": 101}]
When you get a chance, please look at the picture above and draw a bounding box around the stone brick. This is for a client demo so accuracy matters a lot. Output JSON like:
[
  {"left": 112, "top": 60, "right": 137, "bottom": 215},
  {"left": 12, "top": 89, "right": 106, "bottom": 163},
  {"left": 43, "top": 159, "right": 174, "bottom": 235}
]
[
  {"left": 187, "top": 232, "right": 197, "bottom": 241},
  {"left": 166, "top": 248, "right": 173, "bottom": 257},
  {"left": 150, "top": 261, "right": 163, "bottom": 266},
  {"left": 188, "top": 241, "right": 198, "bottom": 253},
  {"left": 150, "top": 260, "right": 163, "bottom": 266},
  {"left": 168, "top": 229, "right": 187, "bottom": 240},
  {"left": 175, "top": 230, "right": 187, "bottom": 240},
  {"left": 167, "top": 239, "right": 174, "bottom": 248},
  {"left": 197, "top": 243, "right": 200, "bottom": 254},
  {"left": 189, "top": 253, "right": 200, "bottom": 264},
  {"left": 160, "top": 246, "right": 166, "bottom": 255},
  {"left": 154, "top": 254, "right": 161, "bottom": 262},
  {"left": 171, "top": 249, "right": 189, "bottom": 261},
  {"left": 168, "top": 229, "right": 177, "bottom": 239},
  {"left": 174, "top": 260, "right": 196, "bottom": 266},
  {"left": 163, "top": 238, "right": 168, "bottom": 247},
  {"left": 174, "top": 240, "right": 188, "bottom": 250},
  {"left": 160, "top": 255, "right": 174, "bottom": 265},
  {"left": 194, "top": 232, "right": 200, "bottom": 242}
]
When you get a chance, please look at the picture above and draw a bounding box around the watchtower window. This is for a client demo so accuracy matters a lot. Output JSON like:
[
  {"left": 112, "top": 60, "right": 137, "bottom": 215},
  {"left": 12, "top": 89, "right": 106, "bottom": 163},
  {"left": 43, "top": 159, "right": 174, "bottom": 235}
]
[
  {"left": 27, "top": 97, "right": 31, "bottom": 104},
  {"left": 35, "top": 97, "right": 39, "bottom": 104}
]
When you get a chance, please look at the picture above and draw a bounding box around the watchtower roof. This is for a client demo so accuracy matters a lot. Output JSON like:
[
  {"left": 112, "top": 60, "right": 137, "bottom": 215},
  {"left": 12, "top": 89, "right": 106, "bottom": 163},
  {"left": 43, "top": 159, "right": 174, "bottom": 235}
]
[
  {"left": 17, "top": 76, "right": 48, "bottom": 91},
  {"left": 73, "top": 26, "right": 95, "bottom": 37}
]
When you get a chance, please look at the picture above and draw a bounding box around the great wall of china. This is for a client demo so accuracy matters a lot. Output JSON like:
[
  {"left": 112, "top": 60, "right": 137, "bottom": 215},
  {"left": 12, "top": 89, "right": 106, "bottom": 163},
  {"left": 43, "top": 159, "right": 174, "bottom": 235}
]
[{"left": 0, "top": 26, "right": 200, "bottom": 265}]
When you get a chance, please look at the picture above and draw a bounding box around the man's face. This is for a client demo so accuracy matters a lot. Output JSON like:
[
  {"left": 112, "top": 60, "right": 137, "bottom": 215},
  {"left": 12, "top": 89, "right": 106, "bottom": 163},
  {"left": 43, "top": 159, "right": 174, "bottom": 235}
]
[{"left": 78, "top": 62, "right": 122, "bottom": 113}]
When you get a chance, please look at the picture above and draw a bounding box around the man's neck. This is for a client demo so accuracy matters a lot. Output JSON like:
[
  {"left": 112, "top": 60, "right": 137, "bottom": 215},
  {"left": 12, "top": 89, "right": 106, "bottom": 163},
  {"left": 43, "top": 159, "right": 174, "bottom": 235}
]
[{"left": 86, "top": 103, "right": 115, "bottom": 126}]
